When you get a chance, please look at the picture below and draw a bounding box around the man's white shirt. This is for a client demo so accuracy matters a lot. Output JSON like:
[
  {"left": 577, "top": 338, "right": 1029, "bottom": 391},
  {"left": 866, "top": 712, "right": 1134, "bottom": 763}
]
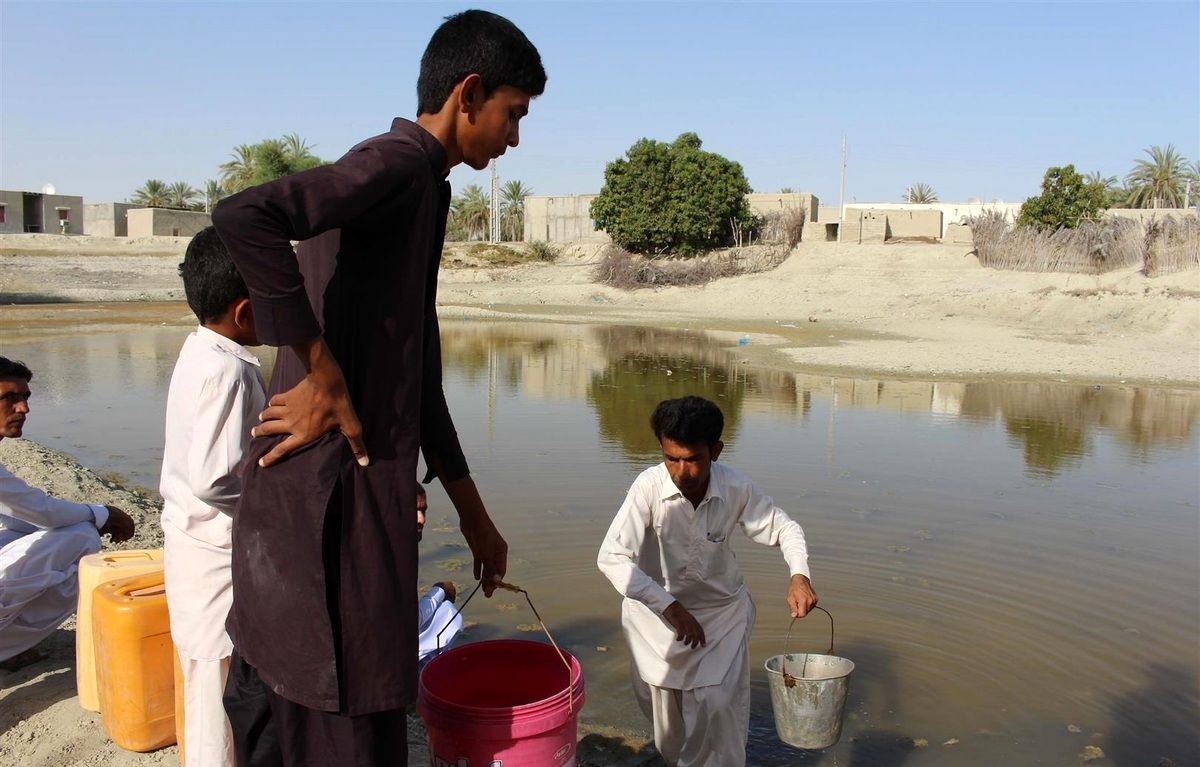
[
  {"left": 1, "top": 464, "right": 107, "bottom": 537},
  {"left": 597, "top": 461, "right": 809, "bottom": 689}
]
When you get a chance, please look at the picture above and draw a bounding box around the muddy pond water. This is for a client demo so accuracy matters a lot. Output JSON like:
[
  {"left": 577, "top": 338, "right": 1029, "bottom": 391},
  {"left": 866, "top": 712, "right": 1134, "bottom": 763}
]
[{"left": 3, "top": 305, "right": 1198, "bottom": 766}]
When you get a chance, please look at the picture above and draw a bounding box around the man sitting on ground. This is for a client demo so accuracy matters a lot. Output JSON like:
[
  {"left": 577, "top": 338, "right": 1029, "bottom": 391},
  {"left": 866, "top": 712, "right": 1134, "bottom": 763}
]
[{"left": 0, "top": 357, "right": 135, "bottom": 671}]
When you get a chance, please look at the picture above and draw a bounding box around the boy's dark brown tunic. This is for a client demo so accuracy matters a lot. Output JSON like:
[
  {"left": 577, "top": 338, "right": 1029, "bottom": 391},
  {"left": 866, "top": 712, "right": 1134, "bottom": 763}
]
[{"left": 212, "top": 119, "right": 468, "bottom": 715}]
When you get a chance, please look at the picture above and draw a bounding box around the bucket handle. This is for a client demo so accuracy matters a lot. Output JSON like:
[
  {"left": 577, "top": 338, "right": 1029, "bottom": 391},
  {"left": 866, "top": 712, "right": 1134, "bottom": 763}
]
[
  {"left": 779, "top": 605, "right": 834, "bottom": 688},
  {"left": 436, "top": 579, "right": 577, "bottom": 714}
]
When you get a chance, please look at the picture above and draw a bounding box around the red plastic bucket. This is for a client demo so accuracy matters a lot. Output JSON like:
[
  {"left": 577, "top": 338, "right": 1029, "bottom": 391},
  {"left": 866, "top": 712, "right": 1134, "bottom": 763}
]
[{"left": 418, "top": 639, "right": 585, "bottom": 766}]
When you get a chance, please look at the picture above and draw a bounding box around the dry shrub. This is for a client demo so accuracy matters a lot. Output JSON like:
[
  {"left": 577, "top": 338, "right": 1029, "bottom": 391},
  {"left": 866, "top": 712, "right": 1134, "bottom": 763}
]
[
  {"left": 1144, "top": 216, "right": 1200, "bottom": 277},
  {"left": 593, "top": 245, "right": 787, "bottom": 289},
  {"left": 757, "top": 206, "right": 807, "bottom": 249},
  {"left": 970, "top": 212, "right": 1150, "bottom": 274}
]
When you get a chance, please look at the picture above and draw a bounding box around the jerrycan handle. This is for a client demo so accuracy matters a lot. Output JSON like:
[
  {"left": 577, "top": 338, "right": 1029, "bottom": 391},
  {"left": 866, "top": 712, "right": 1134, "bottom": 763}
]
[
  {"left": 109, "top": 572, "right": 166, "bottom": 599},
  {"left": 436, "top": 579, "right": 576, "bottom": 713}
]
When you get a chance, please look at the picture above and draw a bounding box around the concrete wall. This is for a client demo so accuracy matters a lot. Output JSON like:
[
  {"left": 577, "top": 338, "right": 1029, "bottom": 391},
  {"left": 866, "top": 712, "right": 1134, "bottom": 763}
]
[
  {"left": 884, "top": 209, "right": 943, "bottom": 239},
  {"left": 127, "top": 208, "right": 211, "bottom": 238},
  {"left": 84, "top": 202, "right": 135, "bottom": 236},
  {"left": 0, "top": 191, "right": 83, "bottom": 234},
  {"left": 1105, "top": 208, "right": 1198, "bottom": 227},
  {"left": 524, "top": 191, "right": 820, "bottom": 244},
  {"left": 943, "top": 223, "right": 974, "bottom": 244},
  {"left": 523, "top": 195, "right": 609, "bottom": 243},
  {"left": 746, "top": 193, "right": 818, "bottom": 222},
  {"left": 843, "top": 202, "right": 1022, "bottom": 238},
  {"left": 0, "top": 191, "right": 23, "bottom": 234}
]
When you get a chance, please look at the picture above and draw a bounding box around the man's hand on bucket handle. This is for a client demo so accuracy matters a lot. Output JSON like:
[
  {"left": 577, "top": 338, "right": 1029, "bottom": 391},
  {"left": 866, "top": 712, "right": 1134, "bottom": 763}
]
[
  {"left": 442, "top": 473, "right": 508, "bottom": 597},
  {"left": 788, "top": 574, "right": 818, "bottom": 619}
]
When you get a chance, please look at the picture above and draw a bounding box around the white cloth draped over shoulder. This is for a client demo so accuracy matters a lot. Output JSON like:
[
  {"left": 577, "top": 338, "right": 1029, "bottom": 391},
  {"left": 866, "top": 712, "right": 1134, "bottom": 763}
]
[{"left": 597, "top": 461, "right": 809, "bottom": 690}]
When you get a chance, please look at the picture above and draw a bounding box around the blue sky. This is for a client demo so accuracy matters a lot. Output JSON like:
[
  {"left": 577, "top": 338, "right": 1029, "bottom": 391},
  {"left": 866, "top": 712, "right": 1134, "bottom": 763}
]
[{"left": 2, "top": 1, "right": 1197, "bottom": 206}]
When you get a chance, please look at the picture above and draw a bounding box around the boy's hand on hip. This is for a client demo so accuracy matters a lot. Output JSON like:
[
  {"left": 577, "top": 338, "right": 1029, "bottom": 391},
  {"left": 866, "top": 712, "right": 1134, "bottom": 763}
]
[
  {"left": 253, "top": 338, "right": 369, "bottom": 468},
  {"left": 664, "top": 601, "right": 706, "bottom": 648},
  {"left": 787, "top": 574, "right": 818, "bottom": 619}
]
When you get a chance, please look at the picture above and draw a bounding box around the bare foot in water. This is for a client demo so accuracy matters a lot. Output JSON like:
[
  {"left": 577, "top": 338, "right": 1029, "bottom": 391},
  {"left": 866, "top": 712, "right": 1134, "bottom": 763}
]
[{"left": 0, "top": 646, "right": 45, "bottom": 672}]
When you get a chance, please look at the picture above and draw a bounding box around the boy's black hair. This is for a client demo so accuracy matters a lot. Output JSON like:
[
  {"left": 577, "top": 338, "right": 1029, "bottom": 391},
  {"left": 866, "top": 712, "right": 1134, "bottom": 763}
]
[
  {"left": 417, "top": 9, "right": 546, "bottom": 115},
  {"left": 179, "top": 226, "right": 249, "bottom": 325},
  {"left": 650, "top": 396, "right": 724, "bottom": 447},
  {"left": 0, "top": 357, "right": 33, "bottom": 382}
]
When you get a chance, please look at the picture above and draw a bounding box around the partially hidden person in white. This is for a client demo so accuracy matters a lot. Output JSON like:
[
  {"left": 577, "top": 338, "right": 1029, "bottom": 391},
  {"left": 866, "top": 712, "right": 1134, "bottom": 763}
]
[
  {"left": 597, "top": 395, "right": 818, "bottom": 767},
  {"left": 415, "top": 484, "right": 463, "bottom": 667},
  {"left": 0, "top": 357, "right": 136, "bottom": 672},
  {"left": 160, "top": 226, "right": 265, "bottom": 767}
]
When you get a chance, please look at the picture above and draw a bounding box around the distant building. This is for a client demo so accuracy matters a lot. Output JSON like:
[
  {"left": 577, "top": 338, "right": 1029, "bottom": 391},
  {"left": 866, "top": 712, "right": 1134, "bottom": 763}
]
[
  {"left": 126, "top": 208, "right": 211, "bottom": 238},
  {"left": 84, "top": 202, "right": 136, "bottom": 236},
  {"left": 0, "top": 189, "right": 84, "bottom": 234}
]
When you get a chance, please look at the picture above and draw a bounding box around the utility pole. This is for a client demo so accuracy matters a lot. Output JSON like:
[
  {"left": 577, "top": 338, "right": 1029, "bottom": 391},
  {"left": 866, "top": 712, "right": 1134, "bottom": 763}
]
[
  {"left": 838, "top": 135, "right": 847, "bottom": 220},
  {"left": 489, "top": 160, "right": 501, "bottom": 243}
]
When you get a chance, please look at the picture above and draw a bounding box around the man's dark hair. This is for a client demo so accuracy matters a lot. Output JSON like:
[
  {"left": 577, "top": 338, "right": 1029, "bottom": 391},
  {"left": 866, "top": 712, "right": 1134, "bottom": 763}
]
[
  {"left": 178, "top": 226, "right": 249, "bottom": 325},
  {"left": 417, "top": 9, "right": 547, "bottom": 115},
  {"left": 0, "top": 357, "right": 32, "bottom": 382},
  {"left": 650, "top": 396, "right": 724, "bottom": 446}
]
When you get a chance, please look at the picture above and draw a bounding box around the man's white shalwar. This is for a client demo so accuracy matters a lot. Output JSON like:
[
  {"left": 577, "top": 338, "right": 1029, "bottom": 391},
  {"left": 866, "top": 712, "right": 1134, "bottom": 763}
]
[
  {"left": 160, "top": 326, "right": 264, "bottom": 767},
  {"left": 1, "top": 463, "right": 107, "bottom": 661},
  {"left": 597, "top": 462, "right": 810, "bottom": 767}
]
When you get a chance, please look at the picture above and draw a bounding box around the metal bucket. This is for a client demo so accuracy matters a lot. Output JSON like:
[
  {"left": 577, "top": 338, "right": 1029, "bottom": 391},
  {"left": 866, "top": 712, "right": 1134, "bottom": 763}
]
[{"left": 763, "top": 606, "right": 854, "bottom": 750}]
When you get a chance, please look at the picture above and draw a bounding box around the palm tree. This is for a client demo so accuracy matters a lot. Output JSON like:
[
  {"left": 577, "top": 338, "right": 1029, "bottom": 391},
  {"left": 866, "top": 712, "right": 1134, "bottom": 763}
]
[
  {"left": 452, "top": 184, "right": 491, "bottom": 241},
  {"left": 220, "top": 144, "right": 257, "bottom": 194},
  {"left": 202, "top": 179, "right": 224, "bottom": 213},
  {"left": 1126, "top": 144, "right": 1190, "bottom": 209},
  {"left": 499, "top": 180, "right": 532, "bottom": 241},
  {"left": 167, "top": 181, "right": 199, "bottom": 210},
  {"left": 131, "top": 179, "right": 171, "bottom": 208},
  {"left": 281, "top": 133, "right": 323, "bottom": 173},
  {"left": 903, "top": 183, "right": 938, "bottom": 204},
  {"left": 779, "top": 187, "right": 795, "bottom": 194}
]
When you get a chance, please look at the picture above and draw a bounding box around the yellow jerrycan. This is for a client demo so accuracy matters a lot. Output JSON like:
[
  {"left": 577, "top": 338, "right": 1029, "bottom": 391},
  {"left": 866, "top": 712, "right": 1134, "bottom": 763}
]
[
  {"left": 76, "top": 548, "right": 165, "bottom": 711},
  {"left": 93, "top": 570, "right": 177, "bottom": 752}
]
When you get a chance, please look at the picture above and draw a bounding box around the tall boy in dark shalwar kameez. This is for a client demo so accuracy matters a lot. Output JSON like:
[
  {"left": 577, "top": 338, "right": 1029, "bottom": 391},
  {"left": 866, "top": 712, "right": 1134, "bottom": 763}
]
[{"left": 211, "top": 11, "right": 546, "bottom": 765}]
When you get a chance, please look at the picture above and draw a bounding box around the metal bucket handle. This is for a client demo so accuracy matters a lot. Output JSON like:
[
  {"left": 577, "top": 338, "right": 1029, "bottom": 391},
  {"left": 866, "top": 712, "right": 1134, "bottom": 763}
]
[
  {"left": 780, "top": 605, "right": 834, "bottom": 688},
  {"left": 435, "top": 579, "right": 577, "bottom": 713}
]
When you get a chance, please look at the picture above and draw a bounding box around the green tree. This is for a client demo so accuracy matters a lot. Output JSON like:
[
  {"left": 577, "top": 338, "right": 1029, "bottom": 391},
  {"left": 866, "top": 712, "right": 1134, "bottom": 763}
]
[
  {"left": 904, "top": 183, "right": 938, "bottom": 203},
  {"left": 219, "top": 136, "right": 326, "bottom": 194},
  {"left": 451, "top": 184, "right": 490, "bottom": 241},
  {"left": 166, "top": 181, "right": 199, "bottom": 210},
  {"left": 779, "top": 187, "right": 795, "bottom": 194},
  {"left": 201, "top": 179, "right": 224, "bottom": 212},
  {"left": 1017, "top": 164, "right": 1108, "bottom": 231},
  {"left": 219, "top": 144, "right": 256, "bottom": 194},
  {"left": 130, "top": 179, "right": 171, "bottom": 208},
  {"left": 590, "top": 132, "right": 752, "bottom": 255},
  {"left": 500, "top": 180, "right": 532, "bottom": 241},
  {"left": 1126, "top": 144, "right": 1190, "bottom": 209}
]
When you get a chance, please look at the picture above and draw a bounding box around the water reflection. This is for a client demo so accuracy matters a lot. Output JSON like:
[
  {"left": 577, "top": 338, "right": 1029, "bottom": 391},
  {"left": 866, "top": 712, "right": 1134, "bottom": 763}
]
[{"left": 438, "top": 320, "right": 1199, "bottom": 475}]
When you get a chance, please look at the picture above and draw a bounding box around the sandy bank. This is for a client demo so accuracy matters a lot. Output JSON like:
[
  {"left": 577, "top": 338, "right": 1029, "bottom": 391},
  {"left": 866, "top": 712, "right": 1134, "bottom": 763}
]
[{"left": 2, "top": 233, "right": 1197, "bottom": 387}]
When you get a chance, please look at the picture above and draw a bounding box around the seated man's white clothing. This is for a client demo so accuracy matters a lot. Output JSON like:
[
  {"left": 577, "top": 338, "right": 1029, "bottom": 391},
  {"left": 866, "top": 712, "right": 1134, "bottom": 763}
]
[
  {"left": 0, "top": 462, "right": 108, "bottom": 662},
  {"left": 417, "top": 584, "right": 463, "bottom": 667}
]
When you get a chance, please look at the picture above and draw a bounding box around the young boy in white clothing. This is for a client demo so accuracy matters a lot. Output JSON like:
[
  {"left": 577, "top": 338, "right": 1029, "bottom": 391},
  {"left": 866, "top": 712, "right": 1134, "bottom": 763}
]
[{"left": 161, "top": 226, "right": 265, "bottom": 767}]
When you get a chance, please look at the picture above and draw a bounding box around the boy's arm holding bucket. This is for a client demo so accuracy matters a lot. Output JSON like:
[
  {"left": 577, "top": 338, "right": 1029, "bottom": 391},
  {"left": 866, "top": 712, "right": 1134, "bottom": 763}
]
[{"left": 738, "top": 480, "right": 818, "bottom": 619}]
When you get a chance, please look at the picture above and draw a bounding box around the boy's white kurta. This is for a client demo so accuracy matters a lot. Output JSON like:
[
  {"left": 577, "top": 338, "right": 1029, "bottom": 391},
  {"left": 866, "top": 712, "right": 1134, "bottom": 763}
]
[
  {"left": 160, "top": 326, "right": 265, "bottom": 767},
  {"left": 597, "top": 461, "right": 810, "bottom": 765},
  {"left": 0, "top": 464, "right": 107, "bottom": 660}
]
